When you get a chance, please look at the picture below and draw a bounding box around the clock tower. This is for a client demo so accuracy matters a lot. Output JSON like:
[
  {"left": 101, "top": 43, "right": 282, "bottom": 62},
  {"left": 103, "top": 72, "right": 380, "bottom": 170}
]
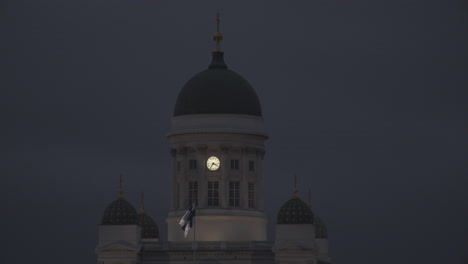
[{"left": 166, "top": 14, "right": 268, "bottom": 242}]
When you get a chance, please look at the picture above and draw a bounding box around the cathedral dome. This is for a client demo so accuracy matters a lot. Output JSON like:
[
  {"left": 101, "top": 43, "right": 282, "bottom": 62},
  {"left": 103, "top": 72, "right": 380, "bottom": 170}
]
[
  {"left": 101, "top": 198, "right": 139, "bottom": 225},
  {"left": 277, "top": 197, "right": 315, "bottom": 224},
  {"left": 314, "top": 215, "right": 328, "bottom": 239},
  {"left": 173, "top": 51, "right": 262, "bottom": 117},
  {"left": 138, "top": 213, "right": 160, "bottom": 239}
]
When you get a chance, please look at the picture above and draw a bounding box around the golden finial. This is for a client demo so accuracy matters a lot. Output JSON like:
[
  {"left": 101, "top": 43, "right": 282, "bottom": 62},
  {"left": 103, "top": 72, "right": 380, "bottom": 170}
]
[
  {"left": 293, "top": 173, "right": 299, "bottom": 198},
  {"left": 140, "top": 191, "right": 145, "bottom": 214},
  {"left": 308, "top": 189, "right": 312, "bottom": 208},
  {"left": 213, "top": 11, "right": 223, "bottom": 51},
  {"left": 118, "top": 174, "right": 124, "bottom": 199}
]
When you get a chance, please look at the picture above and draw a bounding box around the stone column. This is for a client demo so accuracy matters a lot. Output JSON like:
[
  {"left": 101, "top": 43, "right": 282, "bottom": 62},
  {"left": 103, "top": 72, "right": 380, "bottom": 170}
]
[
  {"left": 220, "top": 145, "right": 229, "bottom": 207},
  {"left": 179, "top": 147, "right": 188, "bottom": 209},
  {"left": 241, "top": 147, "right": 248, "bottom": 209},
  {"left": 170, "top": 148, "right": 177, "bottom": 210},
  {"left": 198, "top": 144, "right": 207, "bottom": 208},
  {"left": 257, "top": 148, "right": 265, "bottom": 210}
]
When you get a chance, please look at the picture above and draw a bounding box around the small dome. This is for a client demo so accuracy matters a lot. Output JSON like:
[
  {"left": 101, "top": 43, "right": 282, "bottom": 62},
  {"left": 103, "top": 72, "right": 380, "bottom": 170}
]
[
  {"left": 138, "top": 213, "right": 160, "bottom": 239},
  {"left": 277, "top": 197, "right": 315, "bottom": 224},
  {"left": 101, "top": 199, "right": 139, "bottom": 225},
  {"left": 314, "top": 216, "right": 328, "bottom": 239},
  {"left": 173, "top": 52, "right": 262, "bottom": 117}
]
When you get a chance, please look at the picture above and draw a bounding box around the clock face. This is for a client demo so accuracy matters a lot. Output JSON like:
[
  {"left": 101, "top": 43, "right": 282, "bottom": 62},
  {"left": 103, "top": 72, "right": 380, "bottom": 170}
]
[{"left": 206, "top": 156, "right": 220, "bottom": 171}]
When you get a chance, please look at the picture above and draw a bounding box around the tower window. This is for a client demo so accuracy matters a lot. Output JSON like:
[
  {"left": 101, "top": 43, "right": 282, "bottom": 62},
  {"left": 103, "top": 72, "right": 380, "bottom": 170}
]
[
  {"left": 248, "top": 183, "right": 255, "bottom": 208},
  {"left": 207, "top": 181, "right": 219, "bottom": 206},
  {"left": 229, "top": 181, "right": 240, "bottom": 207},
  {"left": 189, "top": 159, "right": 198, "bottom": 170},
  {"left": 188, "top": 181, "right": 198, "bottom": 206},
  {"left": 248, "top": 160, "right": 255, "bottom": 171},
  {"left": 230, "top": 159, "right": 239, "bottom": 170}
]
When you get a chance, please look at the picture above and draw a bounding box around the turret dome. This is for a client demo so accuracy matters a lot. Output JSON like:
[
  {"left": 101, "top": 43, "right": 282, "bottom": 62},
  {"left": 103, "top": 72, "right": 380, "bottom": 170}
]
[
  {"left": 314, "top": 215, "right": 328, "bottom": 239},
  {"left": 173, "top": 51, "right": 262, "bottom": 117},
  {"left": 138, "top": 213, "right": 160, "bottom": 239},
  {"left": 101, "top": 177, "right": 139, "bottom": 225},
  {"left": 277, "top": 197, "right": 315, "bottom": 224},
  {"left": 101, "top": 198, "right": 139, "bottom": 225},
  {"left": 137, "top": 192, "right": 159, "bottom": 239}
]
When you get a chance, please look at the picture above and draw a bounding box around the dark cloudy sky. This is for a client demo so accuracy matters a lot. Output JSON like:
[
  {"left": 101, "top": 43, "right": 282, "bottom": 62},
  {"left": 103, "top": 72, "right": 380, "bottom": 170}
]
[{"left": 2, "top": 0, "right": 468, "bottom": 264}]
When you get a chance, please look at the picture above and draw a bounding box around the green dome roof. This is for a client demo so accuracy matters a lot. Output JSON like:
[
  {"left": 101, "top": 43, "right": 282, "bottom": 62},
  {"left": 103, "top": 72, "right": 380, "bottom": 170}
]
[
  {"left": 101, "top": 199, "right": 139, "bottom": 225},
  {"left": 138, "top": 213, "right": 159, "bottom": 239},
  {"left": 277, "top": 197, "right": 315, "bottom": 224},
  {"left": 173, "top": 51, "right": 262, "bottom": 117},
  {"left": 314, "top": 215, "right": 328, "bottom": 239}
]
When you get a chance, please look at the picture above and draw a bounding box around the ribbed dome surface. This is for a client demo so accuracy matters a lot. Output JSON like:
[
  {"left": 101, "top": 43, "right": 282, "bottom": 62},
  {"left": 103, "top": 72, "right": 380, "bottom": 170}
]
[
  {"left": 277, "top": 197, "right": 315, "bottom": 224},
  {"left": 174, "top": 52, "right": 262, "bottom": 117},
  {"left": 101, "top": 199, "right": 139, "bottom": 225},
  {"left": 138, "top": 213, "right": 160, "bottom": 239},
  {"left": 314, "top": 216, "right": 328, "bottom": 239}
]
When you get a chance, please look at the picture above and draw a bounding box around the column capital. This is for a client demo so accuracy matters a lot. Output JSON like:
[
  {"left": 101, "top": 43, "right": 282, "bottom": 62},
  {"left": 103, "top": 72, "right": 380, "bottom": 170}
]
[
  {"left": 220, "top": 145, "right": 230, "bottom": 153},
  {"left": 178, "top": 146, "right": 188, "bottom": 154},
  {"left": 197, "top": 144, "right": 207, "bottom": 152},
  {"left": 256, "top": 149, "right": 266, "bottom": 159},
  {"left": 170, "top": 148, "right": 177, "bottom": 157}
]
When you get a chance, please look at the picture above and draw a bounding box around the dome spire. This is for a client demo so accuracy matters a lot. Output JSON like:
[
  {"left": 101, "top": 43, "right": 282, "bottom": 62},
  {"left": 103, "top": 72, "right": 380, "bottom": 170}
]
[
  {"left": 293, "top": 173, "right": 299, "bottom": 198},
  {"left": 213, "top": 11, "right": 223, "bottom": 52},
  {"left": 209, "top": 11, "right": 227, "bottom": 69},
  {"left": 140, "top": 191, "right": 145, "bottom": 214},
  {"left": 118, "top": 174, "right": 124, "bottom": 200}
]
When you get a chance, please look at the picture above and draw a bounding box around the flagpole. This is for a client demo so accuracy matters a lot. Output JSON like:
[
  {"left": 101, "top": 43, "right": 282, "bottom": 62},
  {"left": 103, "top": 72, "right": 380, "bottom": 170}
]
[{"left": 192, "top": 209, "right": 196, "bottom": 264}]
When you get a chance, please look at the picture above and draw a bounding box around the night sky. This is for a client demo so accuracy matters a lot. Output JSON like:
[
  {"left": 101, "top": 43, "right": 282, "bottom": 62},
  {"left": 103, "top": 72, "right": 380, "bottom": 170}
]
[{"left": 2, "top": 1, "right": 468, "bottom": 264}]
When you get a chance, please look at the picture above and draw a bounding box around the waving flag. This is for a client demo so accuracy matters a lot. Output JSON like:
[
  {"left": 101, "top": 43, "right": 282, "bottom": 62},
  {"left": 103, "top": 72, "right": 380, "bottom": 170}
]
[{"left": 178, "top": 204, "right": 196, "bottom": 237}]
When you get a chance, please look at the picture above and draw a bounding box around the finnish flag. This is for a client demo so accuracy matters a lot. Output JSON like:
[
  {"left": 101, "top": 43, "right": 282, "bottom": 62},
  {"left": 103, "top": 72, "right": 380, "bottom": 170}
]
[{"left": 178, "top": 204, "right": 196, "bottom": 238}]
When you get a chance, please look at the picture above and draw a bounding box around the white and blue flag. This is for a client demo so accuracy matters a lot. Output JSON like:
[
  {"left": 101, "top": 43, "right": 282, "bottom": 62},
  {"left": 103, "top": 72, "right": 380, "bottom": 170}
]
[{"left": 178, "top": 204, "right": 196, "bottom": 237}]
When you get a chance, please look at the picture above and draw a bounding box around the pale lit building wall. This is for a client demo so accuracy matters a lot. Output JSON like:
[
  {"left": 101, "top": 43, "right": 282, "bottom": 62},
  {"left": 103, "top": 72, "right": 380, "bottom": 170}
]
[
  {"left": 167, "top": 214, "right": 267, "bottom": 241},
  {"left": 316, "top": 238, "right": 330, "bottom": 263},
  {"left": 96, "top": 225, "right": 142, "bottom": 264},
  {"left": 98, "top": 225, "right": 142, "bottom": 247},
  {"left": 273, "top": 224, "right": 318, "bottom": 264},
  {"left": 167, "top": 114, "right": 268, "bottom": 242}
]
